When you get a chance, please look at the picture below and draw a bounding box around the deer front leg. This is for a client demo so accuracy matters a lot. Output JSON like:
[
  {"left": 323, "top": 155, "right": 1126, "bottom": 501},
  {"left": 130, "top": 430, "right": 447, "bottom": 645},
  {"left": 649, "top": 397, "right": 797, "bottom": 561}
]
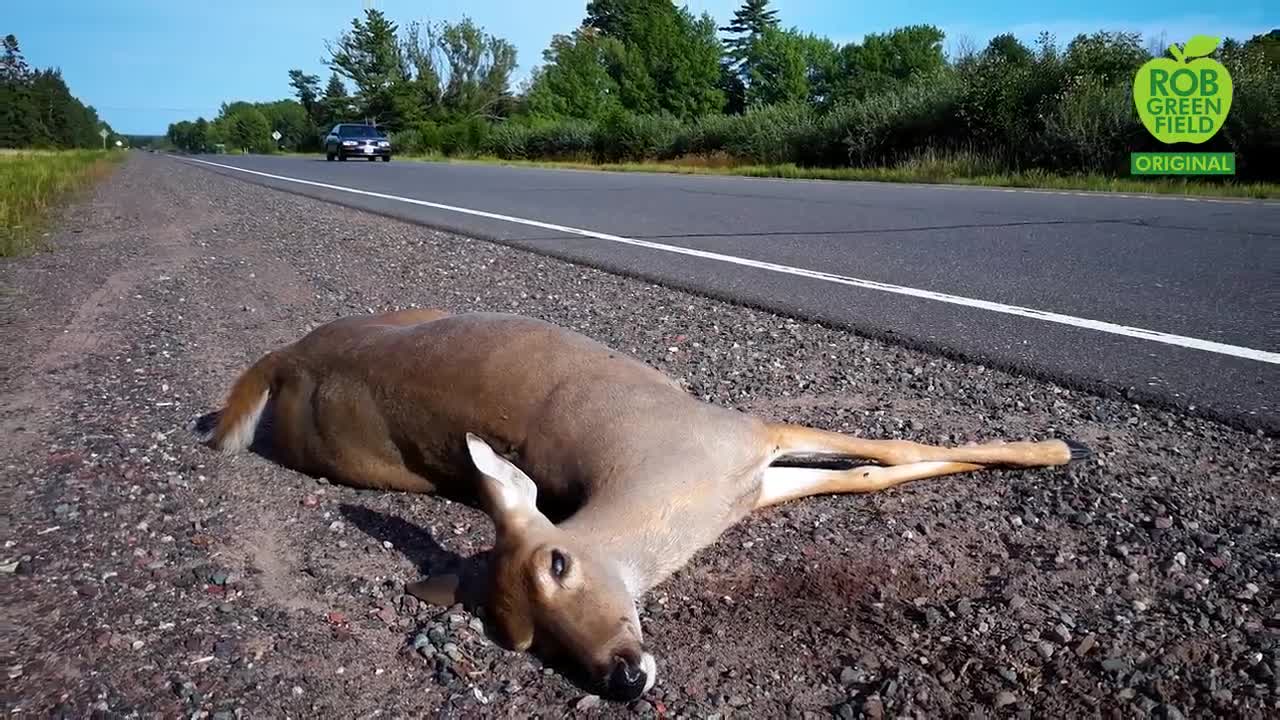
[{"left": 767, "top": 423, "right": 1091, "bottom": 468}]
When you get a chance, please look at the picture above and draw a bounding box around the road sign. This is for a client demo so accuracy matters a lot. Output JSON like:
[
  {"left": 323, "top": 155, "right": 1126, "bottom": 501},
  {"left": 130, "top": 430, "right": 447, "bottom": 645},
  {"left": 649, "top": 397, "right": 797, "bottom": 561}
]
[
  {"left": 99, "top": 128, "right": 108, "bottom": 138},
  {"left": 271, "top": 130, "right": 282, "bottom": 141}
]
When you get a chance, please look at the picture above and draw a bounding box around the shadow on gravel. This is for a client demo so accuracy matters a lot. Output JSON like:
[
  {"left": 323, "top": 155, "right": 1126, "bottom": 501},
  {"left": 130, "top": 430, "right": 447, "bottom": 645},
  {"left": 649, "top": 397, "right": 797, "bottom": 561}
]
[
  {"left": 338, "top": 503, "right": 615, "bottom": 698},
  {"left": 339, "top": 503, "right": 479, "bottom": 583}
]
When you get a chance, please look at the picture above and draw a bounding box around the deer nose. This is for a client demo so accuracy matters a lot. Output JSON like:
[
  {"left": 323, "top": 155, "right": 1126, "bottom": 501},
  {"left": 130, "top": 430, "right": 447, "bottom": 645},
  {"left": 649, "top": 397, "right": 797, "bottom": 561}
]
[{"left": 607, "top": 655, "right": 648, "bottom": 700}]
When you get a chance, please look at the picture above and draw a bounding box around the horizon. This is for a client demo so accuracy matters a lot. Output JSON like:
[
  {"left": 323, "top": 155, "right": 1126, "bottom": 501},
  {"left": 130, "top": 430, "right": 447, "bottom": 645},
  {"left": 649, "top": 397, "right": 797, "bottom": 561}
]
[{"left": 11, "top": 0, "right": 1278, "bottom": 135}]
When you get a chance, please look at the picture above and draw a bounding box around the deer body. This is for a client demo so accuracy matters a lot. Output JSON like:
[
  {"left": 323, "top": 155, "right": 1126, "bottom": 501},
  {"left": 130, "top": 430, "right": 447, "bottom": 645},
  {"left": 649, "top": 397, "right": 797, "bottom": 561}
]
[{"left": 208, "top": 309, "right": 1088, "bottom": 701}]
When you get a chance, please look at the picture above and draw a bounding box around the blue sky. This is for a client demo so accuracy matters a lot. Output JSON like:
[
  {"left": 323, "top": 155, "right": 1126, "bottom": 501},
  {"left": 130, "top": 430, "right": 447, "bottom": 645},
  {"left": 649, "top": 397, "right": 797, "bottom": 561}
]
[{"left": 12, "top": 0, "right": 1277, "bottom": 134}]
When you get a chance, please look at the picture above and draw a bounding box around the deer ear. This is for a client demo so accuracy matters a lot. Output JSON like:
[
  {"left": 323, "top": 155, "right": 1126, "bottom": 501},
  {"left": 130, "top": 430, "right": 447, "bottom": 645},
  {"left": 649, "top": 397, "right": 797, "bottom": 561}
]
[{"left": 465, "top": 433, "right": 539, "bottom": 521}]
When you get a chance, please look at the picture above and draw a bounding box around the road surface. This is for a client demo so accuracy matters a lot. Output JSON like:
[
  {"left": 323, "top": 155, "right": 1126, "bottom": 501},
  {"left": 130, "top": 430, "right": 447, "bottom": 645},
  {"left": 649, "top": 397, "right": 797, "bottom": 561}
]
[{"left": 183, "top": 154, "right": 1280, "bottom": 433}]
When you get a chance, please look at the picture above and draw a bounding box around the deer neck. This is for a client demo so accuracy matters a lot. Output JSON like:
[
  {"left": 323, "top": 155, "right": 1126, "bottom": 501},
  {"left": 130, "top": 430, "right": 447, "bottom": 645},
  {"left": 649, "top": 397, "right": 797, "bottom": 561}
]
[{"left": 556, "top": 472, "right": 762, "bottom": 599}]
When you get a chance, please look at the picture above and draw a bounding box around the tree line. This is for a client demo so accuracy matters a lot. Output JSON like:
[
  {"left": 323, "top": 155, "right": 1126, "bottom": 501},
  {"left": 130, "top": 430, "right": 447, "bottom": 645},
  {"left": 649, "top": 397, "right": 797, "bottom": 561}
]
[
  {"left": 1, "top": 34, "right": 116, "bottom": 149},
  {"left": 167, "top": 1, "right": 1280, "bottom": 179}
]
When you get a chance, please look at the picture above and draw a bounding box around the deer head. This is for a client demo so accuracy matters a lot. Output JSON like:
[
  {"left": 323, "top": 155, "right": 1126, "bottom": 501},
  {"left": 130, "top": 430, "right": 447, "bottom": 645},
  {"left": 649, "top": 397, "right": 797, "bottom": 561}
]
[{"left": 408, "top": 433, "right": 656, "bottom": 702}]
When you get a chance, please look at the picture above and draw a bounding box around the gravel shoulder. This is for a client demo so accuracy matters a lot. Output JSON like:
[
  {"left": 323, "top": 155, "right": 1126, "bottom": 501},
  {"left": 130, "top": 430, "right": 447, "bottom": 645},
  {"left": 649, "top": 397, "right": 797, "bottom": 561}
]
[{"left": 2, "top": 153, "right": 1276, "bottom": 719}]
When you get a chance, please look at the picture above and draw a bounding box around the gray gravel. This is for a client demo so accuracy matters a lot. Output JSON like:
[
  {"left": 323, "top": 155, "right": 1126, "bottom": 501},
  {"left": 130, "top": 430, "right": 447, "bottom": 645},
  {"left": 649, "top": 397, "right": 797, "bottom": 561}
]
[{"left": 1, "top": 153, "right": 1276, "bottom": 719}]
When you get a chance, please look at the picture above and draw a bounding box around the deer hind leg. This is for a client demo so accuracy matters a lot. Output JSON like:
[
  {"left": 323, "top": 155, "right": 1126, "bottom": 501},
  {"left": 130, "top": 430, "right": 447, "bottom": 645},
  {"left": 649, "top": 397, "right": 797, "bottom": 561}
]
[
  {"left": 756, "top": 461, "right": 985, "bottom": 509},
  {"left": 767, "top": 423, "right": 1091, "bottom": 469}
]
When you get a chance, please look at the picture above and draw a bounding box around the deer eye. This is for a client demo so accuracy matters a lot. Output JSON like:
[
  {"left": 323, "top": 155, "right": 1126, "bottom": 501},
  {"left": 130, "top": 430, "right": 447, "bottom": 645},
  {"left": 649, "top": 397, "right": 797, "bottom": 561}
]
[{"left": 550, "top": 550, "right": 567, "bottom": 578}]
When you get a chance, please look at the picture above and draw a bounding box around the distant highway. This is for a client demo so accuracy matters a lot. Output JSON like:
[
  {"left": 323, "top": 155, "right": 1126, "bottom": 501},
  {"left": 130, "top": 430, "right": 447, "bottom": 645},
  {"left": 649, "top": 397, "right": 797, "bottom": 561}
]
[{"left": 182, "top": 153, "right": 1280, "bottom": 433}]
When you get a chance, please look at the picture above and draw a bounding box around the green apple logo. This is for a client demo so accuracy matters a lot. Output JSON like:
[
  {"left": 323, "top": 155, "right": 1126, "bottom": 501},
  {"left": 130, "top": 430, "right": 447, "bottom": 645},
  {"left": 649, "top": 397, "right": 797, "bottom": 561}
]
[{"left": 1133, "top": 35, "right": 1233, "bottom": 144}]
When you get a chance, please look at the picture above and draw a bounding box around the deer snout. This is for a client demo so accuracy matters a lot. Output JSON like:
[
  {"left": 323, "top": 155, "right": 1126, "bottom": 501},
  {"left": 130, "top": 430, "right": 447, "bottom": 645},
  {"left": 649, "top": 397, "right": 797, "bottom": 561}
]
[{"left": 606, "top": 650, "right": 656, "bottom": 700}]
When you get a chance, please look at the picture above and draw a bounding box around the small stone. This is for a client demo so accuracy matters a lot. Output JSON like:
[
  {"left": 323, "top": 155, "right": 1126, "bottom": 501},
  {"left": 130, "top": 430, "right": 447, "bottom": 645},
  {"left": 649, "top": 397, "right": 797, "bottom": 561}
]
[
  {"left": 1075, "top": 634, "right": 1097, "bottom": 657},
  {"left": 209, "top": 570, "right": 229, "bottom": 586},
  {"left": 630, "top": 699, "right": 653, "bottom": 716},
  {"left": 727, "top": 695, "right": 749, "bottom": 707},
  {"left": 996, "top": 667, "right": 1017, "bottom": 684},
  {"left": 956, "top": 598, "right": 973, "bottom": 617},
  {"left": 1008, "top": 595, "right": 1027, "bottom": 610},
  {"left": 1127, "top": 572, "right": 1140, "bottom": 585},
  {"left": 574, "top": 694, "right": 601, "bottom": 711},
  {"left": 442, "top": 642, "right": 463, "bottom": 662},
  {"left": 1154, "top": 516, "right": 1173, "bottom": 530},
  {"left": 995, "top": 690, "right": 1017, "bottom": 708},
  {"left": 1160, "top": 704, "right": 1186, "bottom": 720},
  {"left": 839, "top": 666, "right": 860, "bottom": 685},
  {"left": 1236, "top": 583, "right": 1259, "bottom": 600},
  {"left": 1101, "top": 658, "right": 1129, "bottom": 673},
  {"left": 468, "top": 617, "right": 485, "bottom": 634},
  {"left": 216, "top": 603, "right": 233, "bottom": 613},
  {"left": 861, "top": 694, "right": 884, "bottom": 720},
  {"left": 212, "top": 712, "right": 235, "bottom": 720},
  {"left": 833, "top": 701, "right": 856, "bottom": 720},
  {"left": 1133, "top": 599, "right": 1150, "bottom": 612},
  {"left": 426, "top": 625, "right": 447, "bottom": 645},
  {"left": 1037, "top": 641, "right": 1056, "bottom": 660},
  {"left": 1050, "top": 623, "right": 1072, "bottom": 644}
]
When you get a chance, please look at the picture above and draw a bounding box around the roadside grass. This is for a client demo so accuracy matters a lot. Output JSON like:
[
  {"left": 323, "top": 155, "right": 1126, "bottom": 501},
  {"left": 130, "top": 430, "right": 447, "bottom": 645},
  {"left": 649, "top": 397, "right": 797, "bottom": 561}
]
[
  {"left": 1, "top": 150, "right": 124, "bottom": 257},
  {"left": 266, "top": 148, "right": 1279, "bottom": 199},
  {"left": 434, "top": 154, "right": 1280, "bottom": 200}
]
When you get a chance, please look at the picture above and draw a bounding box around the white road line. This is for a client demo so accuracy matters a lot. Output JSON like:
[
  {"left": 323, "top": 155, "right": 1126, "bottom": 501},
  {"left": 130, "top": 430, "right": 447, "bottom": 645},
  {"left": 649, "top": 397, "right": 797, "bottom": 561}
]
[{"left": 183, "top": 157, "right": 1280, "bottom": 365}]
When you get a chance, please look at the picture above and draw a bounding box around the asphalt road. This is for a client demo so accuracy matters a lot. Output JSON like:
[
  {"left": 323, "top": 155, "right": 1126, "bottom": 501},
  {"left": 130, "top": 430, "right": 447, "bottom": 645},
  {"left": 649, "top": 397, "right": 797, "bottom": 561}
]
[{"left": 181, "top": 153, "right": 1280, "bottom": 433}]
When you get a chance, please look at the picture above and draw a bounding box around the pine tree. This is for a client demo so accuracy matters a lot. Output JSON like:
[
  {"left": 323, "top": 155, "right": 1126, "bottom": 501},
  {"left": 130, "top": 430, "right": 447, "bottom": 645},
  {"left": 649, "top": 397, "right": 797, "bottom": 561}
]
[
  {"left": 720, "top": 0, "right": 779, "bottom": 73},
  {"left": 318, "top": 73, "right": 352, "bottom": 127},
  {"left": 1, "top": 34, "right": 31, "bottom": 82},
  {"left": 288, "top": 69, "right": 321, "bottom": 121}
]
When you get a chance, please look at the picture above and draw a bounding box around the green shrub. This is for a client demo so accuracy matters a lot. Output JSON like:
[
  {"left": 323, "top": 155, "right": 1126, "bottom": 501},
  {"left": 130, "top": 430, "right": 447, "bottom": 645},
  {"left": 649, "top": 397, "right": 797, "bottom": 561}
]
[
  {"left": 592, "top": 111, "right": 684, "bottom": 162},
  {"left": 393, "top": 122, "right": 443, "bottom": 155},
  {"left": 725, "top": 103, "right": 816, "bottom": 164},
  {"left": 527, "top": 119, "right": 595, "bottom": 159},
  {"left": 486, "top": 122, "right": 534, "bottom": 159},
  {"left": 440, "top": 118, "right": 490, "bottom": 156},
  {"left": 685, "top": 114, "right": 736, "bottom": 156},
  {"left": 1219, "top": 44, "right": 1280, "bottom": 179},
  {"left": 1042, "top": 77, "right": 1144, "bottom": 174},
  {"left": 830, "top": 69, "right": 966, "bottom": 167},
  {"left": 955, "top": 54, "right": 1065, "bottom": 167}
]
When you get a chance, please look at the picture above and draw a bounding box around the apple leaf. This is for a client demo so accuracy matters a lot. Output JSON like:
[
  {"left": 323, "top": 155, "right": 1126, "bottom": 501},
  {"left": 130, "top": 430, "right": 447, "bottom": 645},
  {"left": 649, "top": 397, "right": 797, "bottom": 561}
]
[{"left": 1183, "top": 35, "right": 1221, "bottom": 59}]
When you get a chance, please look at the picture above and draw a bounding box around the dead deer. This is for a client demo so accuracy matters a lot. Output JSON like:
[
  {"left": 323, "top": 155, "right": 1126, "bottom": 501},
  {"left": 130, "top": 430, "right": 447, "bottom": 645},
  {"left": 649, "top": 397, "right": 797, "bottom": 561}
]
[{"left": 205, "top": 309, "right": 1089, "bottom": 702}]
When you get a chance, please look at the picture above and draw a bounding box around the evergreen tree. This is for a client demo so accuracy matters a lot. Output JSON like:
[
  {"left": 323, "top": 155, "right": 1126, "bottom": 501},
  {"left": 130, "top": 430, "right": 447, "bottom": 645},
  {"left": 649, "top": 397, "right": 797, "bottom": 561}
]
[
  {"left": 720, "top": 0, "right": 779, "bottom": 74},
  {"left": 324, "top": 9, "right": 408, "bottom": 126},
  {"left": 318, "top": 73, "right": 353, "bottom": 127},
  {"left": 287, "top": 69, "right": 321, "bottom": 120}
]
